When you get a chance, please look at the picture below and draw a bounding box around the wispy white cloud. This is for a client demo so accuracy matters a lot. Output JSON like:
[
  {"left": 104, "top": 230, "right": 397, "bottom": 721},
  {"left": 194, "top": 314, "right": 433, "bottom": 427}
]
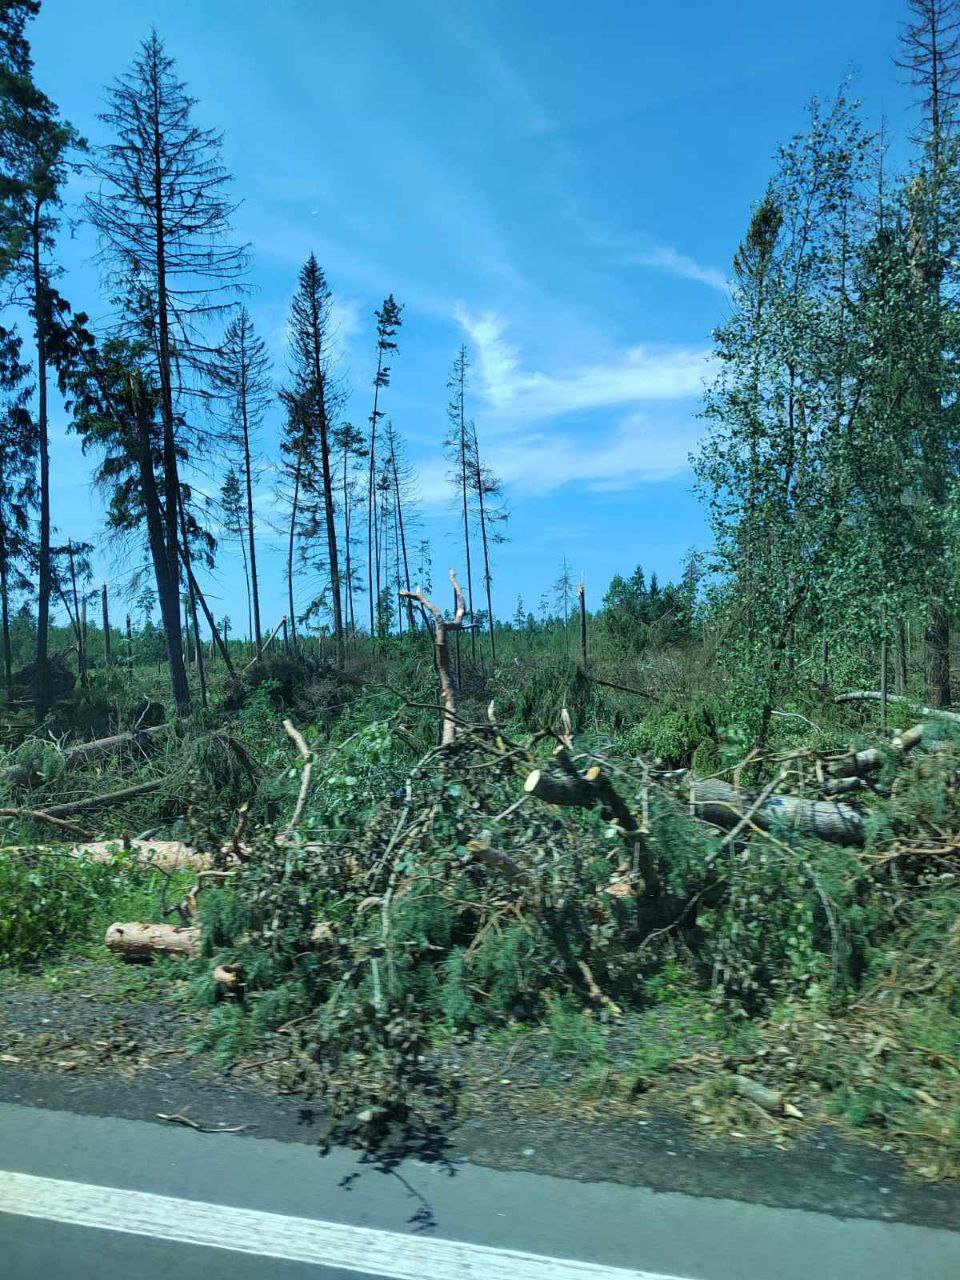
[
  {"left": 628, "top": 245, "right": 728, "bottom": 294},
  {"left": 454, "top": 307, "right": 711, "bottom": 423},
  {"left": 411, "top": 309, "right": 711, "bottom": 504},
  {"left": 490, "top": 410, "right": 700, "bottom": 494},
  {"left": 416, "top": 408, "right": 699, "bottom": 507}
]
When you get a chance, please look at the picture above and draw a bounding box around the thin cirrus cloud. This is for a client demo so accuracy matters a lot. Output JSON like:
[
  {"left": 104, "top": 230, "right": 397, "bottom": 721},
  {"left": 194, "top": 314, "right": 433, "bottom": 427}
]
[
  {"left": 629, "top": 245, "right": 729, "bottom": 294},
  {"left": 454, "top": 306, "right": 712, "bottom": 424},
  {"left": 415, "top": 410, "right": 703, "bottom": 507},
  {"left": 416, "top": 307, "right": 713, "bottom": 503}
]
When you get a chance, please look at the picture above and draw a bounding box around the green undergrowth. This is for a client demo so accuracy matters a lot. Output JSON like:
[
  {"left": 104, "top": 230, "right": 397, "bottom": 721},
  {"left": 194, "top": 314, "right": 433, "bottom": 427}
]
[
  {"left": 0, "top": 848, "right": 193, "bottom": 969},
  {"left": 2, "top": 648, "right": 959, "bottom": 1174}
]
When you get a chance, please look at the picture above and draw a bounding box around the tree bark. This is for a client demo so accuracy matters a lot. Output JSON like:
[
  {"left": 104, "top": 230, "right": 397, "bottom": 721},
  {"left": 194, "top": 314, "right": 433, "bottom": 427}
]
[
  {"left": 0, "top": 537, "right": 11, "bottom": 698},
  {"left": 239, "top": 368, "right": 263, "bottom": 656},
  {"left": 688, "top": 777, "right": 864, "bottom": 846},
  {"left": 101, "top": 583, "right": 111, "bottom": 666},
  {"left": 309, "top": 294, "right": 344, "bottom": 664},
  {"left": 32, "top": 200, "right": 51, "bottom": 723},
  {"left": 400, "top": 572, "right": 464, "bottom": 745},
  {"left": 130, "top": 374, "right": 190, "bottom": 713},
  {"left": 524, "top": 753, "right": 661, "bottom": 897},
  {"left": 925, "top": 600, "right": 951, "bottom": 707},
  {"left": 286, "top": 454, "right": 302, "bottom": 649},
  {"left": 105, "top": 921, "right": 199, "bottom": 960}
]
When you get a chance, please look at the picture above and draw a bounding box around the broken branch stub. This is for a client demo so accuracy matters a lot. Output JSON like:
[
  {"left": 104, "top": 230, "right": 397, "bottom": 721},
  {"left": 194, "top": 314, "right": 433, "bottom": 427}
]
[
  {"left": 400, "top": 569, "right": 465, "bottom": 747},
  {"left": 525, "top": 759, "right": 661, "bottom": 899}
]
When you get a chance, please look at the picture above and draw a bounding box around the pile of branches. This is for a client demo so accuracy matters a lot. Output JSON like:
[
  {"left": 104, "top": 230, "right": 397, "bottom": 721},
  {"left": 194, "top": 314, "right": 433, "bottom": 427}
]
[{"left": 85, "top": 585, "right": 960, "bottom": 1148}]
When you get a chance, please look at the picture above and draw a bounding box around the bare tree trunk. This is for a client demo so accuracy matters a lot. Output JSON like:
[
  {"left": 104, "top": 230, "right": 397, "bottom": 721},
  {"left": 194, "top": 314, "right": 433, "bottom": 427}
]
[
  {"left": 578, "top": 581, "right": 587, "bottom": 669},
  {"left": 341, "top": 443, "right": 356, "bottom": 645},
  {"left": 926, "top": 600, "right": 951, "bottom": 707},
  {"left": 474, "top": 449, "right": 496, "bottom": 661},
  {"left": 32, "top": 200, "right": 52, "bottom": 723},
  {"left": 0, "top": 540, "right": 11, "bottom": 698},
  {"left": 287, "top": 455, "right": 302, "bottom": 650},
  {"left": 367, "top": 357, "right": 385, "bottom": 638},
  {"left": 457, "top": 363, "right": 476, "bottom": 660},
  {"left": 896, "top": 619, "right": 908, "bottom": 695},
  {"left": 400, "top": 573, "right": 465, "bottom": 745},
  {"left": 181, "top": 558, "right": 237, "bottom": 678},
  {"left": 101, "top": 583, "right": 111, "bottom": 667},
  {"left": 130, "top": 374, "right": 190, "bottom": 712},
  {"left": 309, "top": 295, "right": 344, "bottom": 664},
  {"left": 178, "top": 493, "right": 207, "bottom": 707},
  {"left": 240, "top": 387, "right": 263, "bottom": 657},
  {"left": 389, "top": 442, "right": 416, "bottom": 632},
  {"left": 80, "top": 598, "right": 88, "bottom": 684}
]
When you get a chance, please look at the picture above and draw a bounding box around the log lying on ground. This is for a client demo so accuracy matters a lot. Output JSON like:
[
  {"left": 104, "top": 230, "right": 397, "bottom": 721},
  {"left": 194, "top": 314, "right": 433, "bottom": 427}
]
[
  {"left": 42, "top": 780, "right": 164, "bottom": 817},
  {"left": 60, "top": 723, "right": 171, "bottom": 768},
  {"left": 733, "top": 1074, "right": 784, "bottom": 1115},
  {"left": 829, "top": 723, "right": 927, "bottom": 779},
  {"left": 0, "top": 806, "right": 90, "bottom": 837},
  {"left": 835, "top": 691, "right": 960, "bottom": 724},
  {"left": 690, "top": 777, "right": 865, "bottom": 847},
  {"left": 74, "top": 838, "right": 213, "bottom": 870},
  {"left": 525, "top": 749, "right": 661, "bottom": 897},
  {"left": 105, "top": 921, "right": 200, "bottom": 959}
]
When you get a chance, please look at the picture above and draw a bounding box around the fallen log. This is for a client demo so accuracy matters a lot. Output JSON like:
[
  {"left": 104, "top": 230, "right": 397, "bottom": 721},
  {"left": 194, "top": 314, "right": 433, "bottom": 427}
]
[
  {"left": 60, "top": 723, "right": 171, "bottom": 768},
  {"left": 733, "top": 1074, "right": 783, "bottom": 1115},
  {"left": 41, "top": 780, "right": 164, "bottom": 817},
  {"left": 835, "top": 692, "right": 960, "bottom": 724},
  {"left": 105, "top": 921, "right": 200, "bottom": 960},
  {"left": 829, "top": 723, "right": 926, "bottom": 779},
  {"left": 690, "top": 777, "right": 865, "bottom": 847},
  {"left": 75, "top": 838, "right": 213, "bottom": 871},
  {"left": 0, "top": 806, "right": 90, "bottom": 837},
  {"left": 525, "top": 748, "right": 661, "bottom": 897}
]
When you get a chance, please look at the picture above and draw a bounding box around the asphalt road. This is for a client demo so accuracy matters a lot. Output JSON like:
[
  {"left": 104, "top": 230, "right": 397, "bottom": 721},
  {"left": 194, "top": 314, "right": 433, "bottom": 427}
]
[{"left": 1, "top": 1101, "right": 959, "bottom": 1280}]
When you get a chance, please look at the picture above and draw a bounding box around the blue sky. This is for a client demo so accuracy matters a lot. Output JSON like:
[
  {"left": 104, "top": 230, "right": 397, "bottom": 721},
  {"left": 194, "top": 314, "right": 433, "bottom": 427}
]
[{"left": 28, "top": 0, "right": 915, "bottom": 631}]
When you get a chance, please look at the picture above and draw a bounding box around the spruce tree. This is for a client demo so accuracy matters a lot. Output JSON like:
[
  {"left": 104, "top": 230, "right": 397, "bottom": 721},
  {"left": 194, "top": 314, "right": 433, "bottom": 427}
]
[
  {"left": 0, "top": 0, "right": 81, "bottom": 720},
  {"left": 285, "top": 255, "right": 344, "bottom": 661},
  {"left": 366, "top": 295, "right": 402, "bottom": 636},
  {"left": 445, "top": 346, "right": 476, "bottom": 657},
  {"left": 214, "top": 307, "right": 269, "bottom": 655},
  {"left": 87, "top": 29, "right": 246, "bottom": 711}
]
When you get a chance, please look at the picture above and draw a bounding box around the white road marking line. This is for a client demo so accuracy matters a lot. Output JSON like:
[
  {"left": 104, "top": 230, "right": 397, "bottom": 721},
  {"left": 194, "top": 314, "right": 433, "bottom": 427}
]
[{"left": 0, "top": 1169, "right": 691, "bottom": 1280}]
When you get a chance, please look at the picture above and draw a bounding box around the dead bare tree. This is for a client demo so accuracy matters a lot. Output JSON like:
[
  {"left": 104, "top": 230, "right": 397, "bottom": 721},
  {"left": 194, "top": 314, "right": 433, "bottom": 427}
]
[{"left": 400, "top": 569, "right": 465, "bottom": 745}]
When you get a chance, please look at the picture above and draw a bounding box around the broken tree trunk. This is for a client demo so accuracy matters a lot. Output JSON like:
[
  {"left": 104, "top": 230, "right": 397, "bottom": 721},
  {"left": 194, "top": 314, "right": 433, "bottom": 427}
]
[
  {"left": 689, "top": 777, "right": 865, "bottom": 847},
  {"left": 401, "top": 570, "right": 466, "bottom": 747},
  {"left": 76, "top": 839, "right": 213, "bottom": 870},
  {"left": 525, "top": 747, "right": 661, "bottom": 897},
  {"left": 59, "top": 723, "right": 170, "bottom": 769},
  {"left": 241, "top": 617, "right": 285, "bottom": 675},
  {"left": 105, "top": 921, "right": 200, "bottom": 960},
  {"left": 836, "top": 691, "right": 960, "bottom": 724},
  {"left": 42, "top": 780, "right": 164, "bottom": 817},
  {"left": 829, "top": 723, "right": 927, "bottom": 779}
]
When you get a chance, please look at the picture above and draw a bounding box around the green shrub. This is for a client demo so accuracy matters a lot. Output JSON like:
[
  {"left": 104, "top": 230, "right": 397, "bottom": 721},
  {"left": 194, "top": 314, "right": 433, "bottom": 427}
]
[{"left": 0, "top": 850, "right": 186, "bottom": 967}]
